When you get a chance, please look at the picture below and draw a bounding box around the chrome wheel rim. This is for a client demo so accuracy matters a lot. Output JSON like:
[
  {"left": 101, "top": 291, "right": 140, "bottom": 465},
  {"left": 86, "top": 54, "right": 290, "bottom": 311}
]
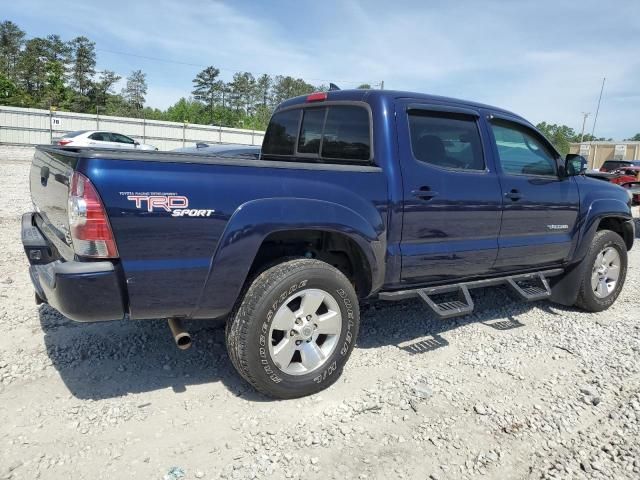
[
  {"left": 268, "top": 288, "right": 342, "bottom": 376},
  {"left": 591, "top": 247, "right": 621, "bottom": 299}
]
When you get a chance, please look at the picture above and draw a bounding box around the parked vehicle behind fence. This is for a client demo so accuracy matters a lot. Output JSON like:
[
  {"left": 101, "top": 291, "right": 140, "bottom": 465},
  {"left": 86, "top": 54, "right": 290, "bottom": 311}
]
[
  {"left": 599, "top": 160, "right": 635, "bottom": 172},
  {"left": 54, "top": 130, "right": 158, "bottom": 151},
  {"left": 23, "top": 89, "right": 634, "bottom": 399}
]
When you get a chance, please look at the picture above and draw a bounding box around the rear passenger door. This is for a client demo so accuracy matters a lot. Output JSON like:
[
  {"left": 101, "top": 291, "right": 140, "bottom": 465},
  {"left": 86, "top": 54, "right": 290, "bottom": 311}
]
[
  {"left": 487, "top": 115, "right": 580, "bottom": 271},
  {"left": 397, "top": 103, "right": 503, "bottom": 284}
]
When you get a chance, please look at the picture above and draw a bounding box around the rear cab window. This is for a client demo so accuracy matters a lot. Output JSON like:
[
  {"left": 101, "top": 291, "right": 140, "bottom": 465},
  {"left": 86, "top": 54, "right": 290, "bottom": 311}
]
[{"left": 261, "top": 104, "right": 371, "bottom": 164}]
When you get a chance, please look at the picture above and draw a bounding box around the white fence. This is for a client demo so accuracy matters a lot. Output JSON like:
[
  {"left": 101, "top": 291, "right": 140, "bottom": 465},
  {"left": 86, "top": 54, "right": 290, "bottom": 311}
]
[{"left": 0, "top": 105, "right": 265, "bottom": 151}]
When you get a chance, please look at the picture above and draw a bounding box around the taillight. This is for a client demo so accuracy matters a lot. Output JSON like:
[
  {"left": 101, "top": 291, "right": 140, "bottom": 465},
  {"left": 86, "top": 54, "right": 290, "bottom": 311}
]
[
  {"left": 68, "top": 172, "right": 118, "bottom": 258},
  {"left": 306, "top": 92, "right": 327, "bottom": 102},
  {"left": 58, "top": 139, "right": 73, "bottom": 146}
]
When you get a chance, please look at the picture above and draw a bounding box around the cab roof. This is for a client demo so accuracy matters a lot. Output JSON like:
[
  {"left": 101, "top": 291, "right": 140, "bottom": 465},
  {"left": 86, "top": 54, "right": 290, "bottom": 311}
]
[{"left": 277, "top": 89, "right": 527, "bottom": 124}]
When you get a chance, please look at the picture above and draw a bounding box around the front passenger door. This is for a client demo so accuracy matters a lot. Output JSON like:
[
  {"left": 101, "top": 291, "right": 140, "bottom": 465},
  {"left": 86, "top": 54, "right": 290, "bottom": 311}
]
[
  {"left": 488, "top": 116, "right": 580, "bottom": 271},
  {"left": 111, "top": 133, "right": 137, "bottom": 149}
]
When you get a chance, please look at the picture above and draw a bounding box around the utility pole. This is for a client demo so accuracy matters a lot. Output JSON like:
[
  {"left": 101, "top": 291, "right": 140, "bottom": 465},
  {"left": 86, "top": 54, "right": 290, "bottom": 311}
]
[
  {"left": 380, "top": 80, "right": 384, "bottom": 90},
  {"left": 590, "top": 77, "right": 606, "bottom": 139},
  {"left": 579, "top": 112, "right": 590, "bottom": 142}
]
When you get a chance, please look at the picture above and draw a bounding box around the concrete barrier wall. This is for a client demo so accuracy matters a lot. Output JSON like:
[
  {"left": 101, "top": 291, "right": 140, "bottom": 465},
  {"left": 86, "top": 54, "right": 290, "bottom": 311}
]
[{"left": 0, "top": 105, "right": 265, "bottom": 151}]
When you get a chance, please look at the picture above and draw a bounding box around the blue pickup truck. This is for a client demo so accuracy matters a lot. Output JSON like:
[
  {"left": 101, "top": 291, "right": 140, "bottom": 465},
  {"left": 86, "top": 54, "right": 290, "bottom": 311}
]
[{"left": 22, "top": 89, "right": 634, "bottom": 398}]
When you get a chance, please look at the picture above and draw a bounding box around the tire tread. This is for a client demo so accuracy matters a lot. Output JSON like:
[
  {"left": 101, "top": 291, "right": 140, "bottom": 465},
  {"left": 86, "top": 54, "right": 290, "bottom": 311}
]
[{"left": 225, "top": 259, "right": 356, "bottom": 398}]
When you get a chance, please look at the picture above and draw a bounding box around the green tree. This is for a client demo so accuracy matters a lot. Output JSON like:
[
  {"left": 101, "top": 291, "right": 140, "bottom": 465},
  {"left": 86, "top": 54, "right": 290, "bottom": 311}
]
[
  {"left": 122, "top": 69, "right": 147, "bottom": 111},
  {"left": 44, "top": 34, "right": 70, "bottom": 63},
  {"left": 68, "top": 36, "right": 96, "bottom": 97},
  {"left": 357, "top": 83, "right": 371, "bottom": 89},
  {"left": 0, "top": 21, "right": 26, "bottom": 81},
  {"left": 89, "top": 70, "right": 121, "bottom": 108},
  {"left": 626, "top": 133, "right": 640, "bottom": 141},
  {"left": 255, "top": 73, "right": 272, "bottom": 108},
  {"left": 39, "top": 60, "right": 68, "bottom": 108},
  {"left": 0, "top": 72, "right": 30, "bottom": 106},
  {"left": 271, "top": 75, "right": 316, "bottom": 105},
  {"left": 229, "top": 71, "right": 256, "bottom": 113},
  {"left": 535, "top": 122, "right": 577, "bottom": 156},
  {"left": 192, "top": 66, "right": 221, "bottom": 123},
  {"left": 165, "top": 97, "right": 204, "bottom": 123},
  {"left": 16, "top": 38, "right": 50, "bottom": 97}
]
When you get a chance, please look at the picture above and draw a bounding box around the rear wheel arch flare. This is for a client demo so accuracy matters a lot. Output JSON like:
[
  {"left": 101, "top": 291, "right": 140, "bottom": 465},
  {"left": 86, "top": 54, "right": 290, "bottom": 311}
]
[{"left": 247, "top": 229, "right": 373, "bottom": 297}]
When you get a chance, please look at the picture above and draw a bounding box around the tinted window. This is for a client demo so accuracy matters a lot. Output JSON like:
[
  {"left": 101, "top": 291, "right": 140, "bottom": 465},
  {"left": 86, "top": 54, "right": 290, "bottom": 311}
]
[
  {"left": 408, "top": 111, "right": 484, "bottom": 170},
  {"left": 298, "top": 108, "right": 325, "bottom": 154},
  {"left": 89, "top": 132, "right": 110, "bottom": 141},
  {"left": 112, "top": 133, "right": 135, "bottom": 144},
  {"left": 321, "top": 106, "right": 370, "bottom": 161},
  {"left": 491, "top": 121, "right": 556, "bottom": 176},
  {"left": 604, "top": 161, "right": 630, "bottom": 170},
  {"left": 262, "top": 109, "right": 301, "bottom": 156}
]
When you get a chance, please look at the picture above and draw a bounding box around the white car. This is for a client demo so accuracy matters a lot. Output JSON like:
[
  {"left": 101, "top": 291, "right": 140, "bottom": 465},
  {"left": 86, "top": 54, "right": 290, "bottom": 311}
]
[{"left": 55, "top": 130, "right": 158, "bottom": 150}]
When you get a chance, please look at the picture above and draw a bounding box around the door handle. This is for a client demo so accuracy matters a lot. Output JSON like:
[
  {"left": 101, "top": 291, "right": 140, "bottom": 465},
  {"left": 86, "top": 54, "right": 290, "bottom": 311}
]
[
  {"left": 505, "top": 189, "right": 522, "bottom": 201},
  {"left": 412, "top": 186, "right": 439, "bottom": 200}
]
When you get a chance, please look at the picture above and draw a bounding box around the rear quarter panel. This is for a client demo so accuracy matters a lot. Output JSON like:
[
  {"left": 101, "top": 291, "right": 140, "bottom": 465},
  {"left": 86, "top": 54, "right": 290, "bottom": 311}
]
[{"left": 80, "top": 156, "right": 388, "bottom": 320}]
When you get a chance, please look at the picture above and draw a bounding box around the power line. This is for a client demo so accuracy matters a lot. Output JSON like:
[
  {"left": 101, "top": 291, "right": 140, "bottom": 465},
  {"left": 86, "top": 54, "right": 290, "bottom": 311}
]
[
  {"left": 21, "top": 32, "right": 377, "bottom": 87},
  {"left": 95, "top": 47, "right": 374, "bottom": 86}
]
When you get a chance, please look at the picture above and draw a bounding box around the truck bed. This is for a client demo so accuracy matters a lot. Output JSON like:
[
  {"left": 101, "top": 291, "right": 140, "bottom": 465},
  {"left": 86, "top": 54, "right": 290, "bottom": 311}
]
[{"left": 30, "top": 145, "right": 388, "bottom": 321}]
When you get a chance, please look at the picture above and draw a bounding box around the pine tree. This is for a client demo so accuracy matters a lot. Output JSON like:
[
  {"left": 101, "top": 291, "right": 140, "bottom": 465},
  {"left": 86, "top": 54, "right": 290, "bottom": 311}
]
[
  {"left": 68, "top": 36, "right": 96, "bottom": 97},
  {"left": 0, "top": 21, "right": 26, "bottom": 80},
  {"left": 192, "top": 66, "right": 221, "bottom": 123},
  {"left": 123, "top": 70, "right": 147, "bottom": 111}
]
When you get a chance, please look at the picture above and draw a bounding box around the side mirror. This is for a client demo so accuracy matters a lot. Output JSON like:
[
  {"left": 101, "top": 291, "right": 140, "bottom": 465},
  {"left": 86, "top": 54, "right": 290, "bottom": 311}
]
[
  {"left": 134, "top": 140, "right": 140, "bottom": 146},
  {"left": 565, "top": 154, "right": 587, "bottom": 176}
]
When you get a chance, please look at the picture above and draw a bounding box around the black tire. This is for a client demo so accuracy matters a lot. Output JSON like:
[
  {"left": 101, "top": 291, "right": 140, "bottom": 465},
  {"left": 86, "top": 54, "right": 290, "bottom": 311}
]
[
  {"left": 575, "top": 230, "right": 628, "bottom": 312},
  {"left": 225, "top": 259, "right": 360, "bottom": 399}
]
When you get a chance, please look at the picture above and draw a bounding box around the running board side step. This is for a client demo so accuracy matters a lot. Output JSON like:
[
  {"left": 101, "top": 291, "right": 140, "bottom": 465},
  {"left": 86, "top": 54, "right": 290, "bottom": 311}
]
[
  {"left": 416, "top": 285, "right": 474, "bottom": 319},
  {"left": 378, "top": 268, "right": 563, "bottom": 319},
  {"left": 506, "top": 273, "right": 551, "bottom": 301}
]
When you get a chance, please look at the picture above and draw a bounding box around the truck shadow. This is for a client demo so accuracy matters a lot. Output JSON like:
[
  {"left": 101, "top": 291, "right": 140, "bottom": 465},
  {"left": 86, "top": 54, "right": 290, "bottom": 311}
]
[
  {"left": 356, "top": 285, "right": 575, "bottom": 352},
  {"left": 37, "top": 306, "right": 267, "bottom": 401},
  {"left": 38, "top": 285, "right": 577, "bottom": 402}
]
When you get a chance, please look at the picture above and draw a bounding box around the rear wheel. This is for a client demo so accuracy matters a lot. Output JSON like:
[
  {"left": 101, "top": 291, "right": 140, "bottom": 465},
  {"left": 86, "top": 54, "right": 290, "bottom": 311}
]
[
  {"left": 226, "top": 259, "right": 360, "bottom": 399},
  {"left": 575, "top": 230, "right": 628, "bottom": 312}
]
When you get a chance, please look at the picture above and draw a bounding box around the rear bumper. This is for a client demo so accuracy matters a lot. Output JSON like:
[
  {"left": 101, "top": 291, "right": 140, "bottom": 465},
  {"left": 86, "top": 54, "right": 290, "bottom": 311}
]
[{"left": 22, "top": 213, "right": 126, "bottom": 322}]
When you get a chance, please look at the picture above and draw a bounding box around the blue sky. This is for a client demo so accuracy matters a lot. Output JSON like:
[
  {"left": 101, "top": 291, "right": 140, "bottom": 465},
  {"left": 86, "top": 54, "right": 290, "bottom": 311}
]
[{"left": 4, "top": 0, "right": 639, "bottom": 139}]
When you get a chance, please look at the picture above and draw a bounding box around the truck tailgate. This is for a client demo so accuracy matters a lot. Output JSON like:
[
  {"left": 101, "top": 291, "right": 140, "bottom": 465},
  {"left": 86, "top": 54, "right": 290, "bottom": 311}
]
[{"left": 29, "top": 147, "right": 76, "bottom": 260}]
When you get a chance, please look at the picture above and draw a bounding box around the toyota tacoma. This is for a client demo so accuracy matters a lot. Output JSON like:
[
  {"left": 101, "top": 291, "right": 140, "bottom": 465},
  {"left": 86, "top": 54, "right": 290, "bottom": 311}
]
[{"left": 22, "top": 89, "right": 635, "bottom": 398}]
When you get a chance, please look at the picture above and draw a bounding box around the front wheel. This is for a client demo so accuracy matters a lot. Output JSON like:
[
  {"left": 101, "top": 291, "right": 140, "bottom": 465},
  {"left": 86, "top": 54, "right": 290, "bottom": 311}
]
[
  {"left": 226, "top": 259, "right": 360, "bottom": 399},
  {"left": 575, "top": 230, "right": 628, "bottom": 312}
]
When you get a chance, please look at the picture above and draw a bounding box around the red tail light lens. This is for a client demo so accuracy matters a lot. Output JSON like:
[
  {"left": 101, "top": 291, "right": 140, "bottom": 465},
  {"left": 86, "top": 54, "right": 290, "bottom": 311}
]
[
  {"left": 306, "top": 92, "right": 327, "bottom": 102},
  {"left": 58, "top": 139, "right": 73, "bottom": 146},
  {"left": 68, "top": 172, "right": 118, "bottom": 258}
]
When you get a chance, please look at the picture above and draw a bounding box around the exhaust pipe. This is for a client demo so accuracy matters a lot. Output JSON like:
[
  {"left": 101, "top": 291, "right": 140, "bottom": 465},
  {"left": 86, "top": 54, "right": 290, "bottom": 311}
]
[{"left": 168, "top": 318, "right": 192, "bottom": 350}]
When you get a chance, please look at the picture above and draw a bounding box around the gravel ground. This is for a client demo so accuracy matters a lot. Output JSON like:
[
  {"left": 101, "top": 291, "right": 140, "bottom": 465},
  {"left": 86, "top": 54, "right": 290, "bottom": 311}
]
[{"left": 1, "top": 157, "right": 639, "bottom": 480}]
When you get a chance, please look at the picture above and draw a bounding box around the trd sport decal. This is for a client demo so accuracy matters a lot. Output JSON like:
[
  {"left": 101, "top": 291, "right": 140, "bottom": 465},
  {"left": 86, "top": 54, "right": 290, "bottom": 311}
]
[{"left": 120, "top": 192, "right": 215, "bottom": 217}]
